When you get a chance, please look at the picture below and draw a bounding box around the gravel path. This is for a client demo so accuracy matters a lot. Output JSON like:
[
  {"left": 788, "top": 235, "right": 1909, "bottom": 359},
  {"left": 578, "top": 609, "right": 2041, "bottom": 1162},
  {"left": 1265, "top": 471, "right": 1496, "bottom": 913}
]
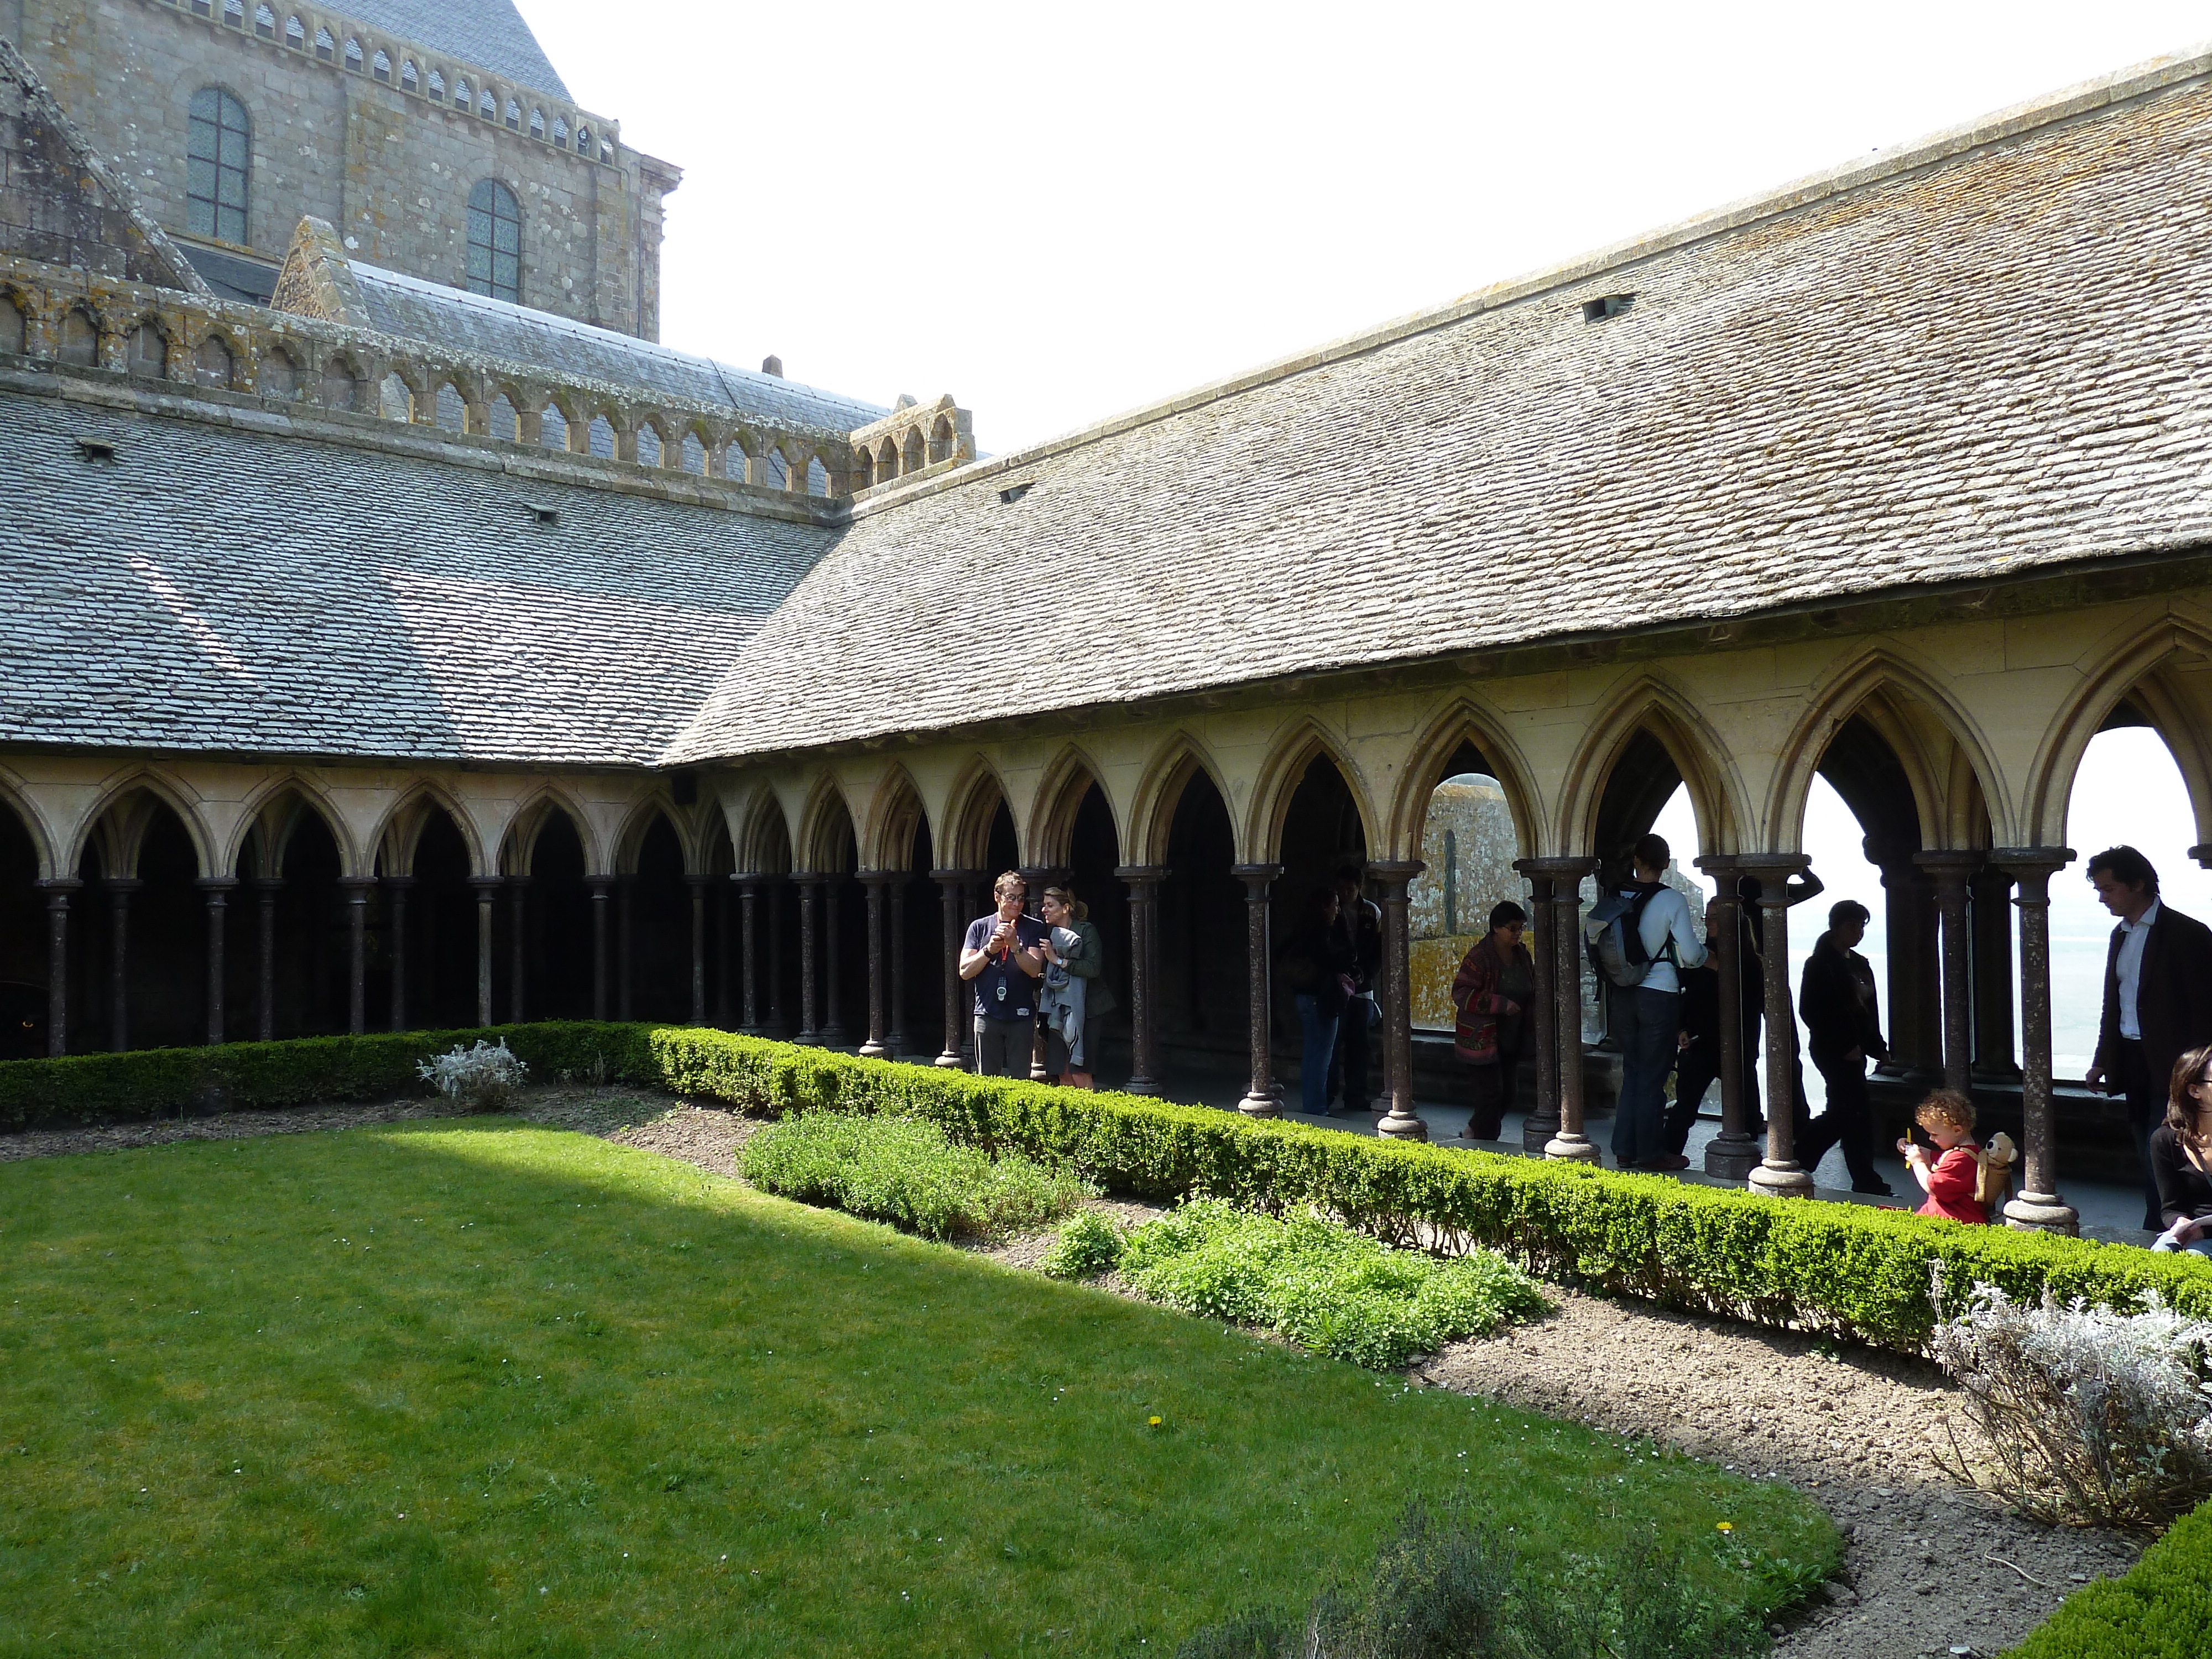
[{"left": 3, "top": 1090, "right": 2145, "bottom": 1655}]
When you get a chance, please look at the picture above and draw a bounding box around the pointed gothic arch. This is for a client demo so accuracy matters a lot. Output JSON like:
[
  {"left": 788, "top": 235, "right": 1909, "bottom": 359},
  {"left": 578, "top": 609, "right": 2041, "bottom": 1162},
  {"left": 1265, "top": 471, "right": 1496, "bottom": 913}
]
[
  {"left": 227, "top": 770, "right": 359, "bottom": 879},
  {"left": 369, "top": 780, "right": 489, "bottom": 878},
  {"left": 862, "top": 764, "right": 928, "bottom": 872},
  {"left": 938, "top": 758, "right": 1016, "bottom": 872},
  {"left": 65, "top": 768, "right": 217, "bottom": 879},
  {"left": 1126, "top": 732, "right": 1234, "bottom": 868},
  {"left": 1387, "top": 697, "right": 1545, "bottom": 865},
  {"left": 2026, "top": 613, "right": 2212, "bottom": 853},
  {"left": 1026, "top": 744, "right": 1118, "bottom": 872},
  {"left": 1558, "top": 675, "right": 1749, "bottom": 861}
]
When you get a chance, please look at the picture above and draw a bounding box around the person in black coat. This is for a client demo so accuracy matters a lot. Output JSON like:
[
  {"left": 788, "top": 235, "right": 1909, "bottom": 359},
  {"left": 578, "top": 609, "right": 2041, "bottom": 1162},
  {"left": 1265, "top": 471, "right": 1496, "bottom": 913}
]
[
  {"left": 1796, "top": 900, "right": 1894, "bottom": 1194},
  {"left": 2083, "top": 846, "right": 2212, "bottom": 1230},
  {"left": 2152, "top": 1042, "right": 2212, "bottom": 1254}
]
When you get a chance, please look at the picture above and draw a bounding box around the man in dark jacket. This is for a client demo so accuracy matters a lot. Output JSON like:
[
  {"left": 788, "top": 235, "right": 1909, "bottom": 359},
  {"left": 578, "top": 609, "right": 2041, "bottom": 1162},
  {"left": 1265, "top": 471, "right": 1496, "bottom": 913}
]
[
  {"left": 1796, "top": 899, "right": 1894, "bottom": 1194},
  {"left": 2083, "top": 846, "right": 2212, "bottom": 1230}
]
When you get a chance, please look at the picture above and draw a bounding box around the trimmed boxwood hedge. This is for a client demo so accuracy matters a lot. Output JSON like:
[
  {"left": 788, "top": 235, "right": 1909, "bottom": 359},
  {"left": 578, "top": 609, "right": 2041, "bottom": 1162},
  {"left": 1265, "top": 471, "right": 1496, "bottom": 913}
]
[
  {"left": 2008, "top": 1496, "right": 2212, "bottom": 1657},
  {"left": 7, "top": 1020, "right": 2211, "bottom": 1355}
]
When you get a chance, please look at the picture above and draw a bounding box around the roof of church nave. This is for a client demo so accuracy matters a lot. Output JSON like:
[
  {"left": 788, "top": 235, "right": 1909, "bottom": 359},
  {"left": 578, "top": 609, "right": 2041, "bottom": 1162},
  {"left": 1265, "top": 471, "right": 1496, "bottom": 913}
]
[
  {"left": 0, "top": 389, "right": 829, "bottom": 767},
  {"left": 339, "top": 0, "right": 572, "bottom": 100},
  {"left": 667, "top": 43, "right": 2212, "bottom": 763}
]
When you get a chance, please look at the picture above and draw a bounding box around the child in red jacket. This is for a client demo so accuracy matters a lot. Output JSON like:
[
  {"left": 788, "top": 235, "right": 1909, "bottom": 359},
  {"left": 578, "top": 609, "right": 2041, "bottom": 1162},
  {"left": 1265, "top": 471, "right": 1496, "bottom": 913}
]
[{"left": 1900, "top": 1088, "right": 1987, "bottom": 1223}]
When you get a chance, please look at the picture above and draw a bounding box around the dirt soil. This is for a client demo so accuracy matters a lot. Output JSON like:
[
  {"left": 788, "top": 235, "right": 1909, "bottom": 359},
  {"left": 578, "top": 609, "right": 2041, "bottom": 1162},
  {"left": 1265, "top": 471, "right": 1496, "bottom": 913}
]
[{"left": 4, "top": 1088, "right": 2147, "bottom": 1656}]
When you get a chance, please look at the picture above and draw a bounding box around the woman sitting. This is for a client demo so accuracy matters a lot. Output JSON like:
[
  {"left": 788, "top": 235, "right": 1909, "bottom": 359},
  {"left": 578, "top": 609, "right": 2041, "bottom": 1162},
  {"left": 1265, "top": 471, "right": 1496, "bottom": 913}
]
[
  {"left": 1898, "top": 1089, "right": 1987, "bottom": 1224},
  {"left": 2152, "top": 1043, "right": 2212, "bottom": 1255}
]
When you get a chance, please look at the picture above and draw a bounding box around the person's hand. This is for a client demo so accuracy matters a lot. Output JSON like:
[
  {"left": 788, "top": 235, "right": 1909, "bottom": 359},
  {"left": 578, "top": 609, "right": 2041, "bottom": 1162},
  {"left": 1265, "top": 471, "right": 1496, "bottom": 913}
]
[
  {"left": 2085, "top": 1062, "right": 2109, "bottom": 1094},
  {"left": 1677, "top": 1030, "right": 1692, "bottom": 1052},
  {"left": 990, "top": 921, "right": 1015, "bottom": 954},
  {"left": 1500, "top": 1000, "right": 1521, "bottom": 1019},
  {"left": 1038, "top": 935, "right": 1061, "bottom": 964}
]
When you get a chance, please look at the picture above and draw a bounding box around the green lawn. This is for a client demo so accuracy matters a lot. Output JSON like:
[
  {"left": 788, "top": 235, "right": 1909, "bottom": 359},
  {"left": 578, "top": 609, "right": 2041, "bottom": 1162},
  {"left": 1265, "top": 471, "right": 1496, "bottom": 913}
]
[{"left": 0, "top": 1116, "right": 1839, "bottom": 1657}]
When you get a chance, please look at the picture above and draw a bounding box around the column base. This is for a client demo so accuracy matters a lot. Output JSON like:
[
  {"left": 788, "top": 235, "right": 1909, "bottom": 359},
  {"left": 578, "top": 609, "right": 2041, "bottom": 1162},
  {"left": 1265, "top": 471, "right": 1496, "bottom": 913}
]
[
  {"left": 1543, "top": 1131, "right": 1600, "bottom": 1162},
  {"left": 1748, "top": 1160, "right": 1815, "bottom": 1197},
  {"left": 1521, "top": 1116, "right": 1561, "bottom": 1156},
  {"left": 933, "top": 1050, "right": 965, "bottom": 1070},
  {"left": 1238, "top": 1092, "right": 1280, "bottom": 1119},
  {"left": 1124, "top": 1076, "right": 1160, "bottom": 1097},
  {"left": 1703, "top": 1131, "right": 1760, "bottom": 1181},
  {"left": 858, "top": 1040, "right": 888, "bottom": 1059},
  {"left": 1379, "top": 1107, "right": 1429, "bottom": 1141},
  {"left": 2003, "top": 1191, "right": 2080, "bottom": 1235}
]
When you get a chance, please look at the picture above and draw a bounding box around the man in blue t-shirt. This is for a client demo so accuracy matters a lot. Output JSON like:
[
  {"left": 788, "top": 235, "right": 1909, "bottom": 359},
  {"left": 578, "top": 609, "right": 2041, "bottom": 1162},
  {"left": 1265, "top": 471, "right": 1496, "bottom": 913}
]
[{"left": 959, "top": 870, "right": 1048, "bottom": 1077}]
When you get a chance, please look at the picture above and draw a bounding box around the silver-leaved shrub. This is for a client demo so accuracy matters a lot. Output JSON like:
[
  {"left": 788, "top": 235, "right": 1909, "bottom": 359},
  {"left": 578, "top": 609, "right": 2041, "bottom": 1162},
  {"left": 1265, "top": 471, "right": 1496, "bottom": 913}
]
[
  {"left": 1930, "top": 1269, "right": 2212, "bottom": 1529},
  {"left": 416, "top": 1040, "right": 529, "bottom": 1112}
]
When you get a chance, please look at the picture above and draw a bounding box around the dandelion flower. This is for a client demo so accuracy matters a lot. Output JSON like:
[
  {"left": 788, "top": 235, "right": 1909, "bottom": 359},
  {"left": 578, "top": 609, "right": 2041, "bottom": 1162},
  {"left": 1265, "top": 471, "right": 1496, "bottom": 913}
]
[
  {"left": 1148, "top": 1416, "right": 1163, "bottom": 1427},
  {"left": 1716, "top": 1521, "right": 1734, "bottom": 1533}
]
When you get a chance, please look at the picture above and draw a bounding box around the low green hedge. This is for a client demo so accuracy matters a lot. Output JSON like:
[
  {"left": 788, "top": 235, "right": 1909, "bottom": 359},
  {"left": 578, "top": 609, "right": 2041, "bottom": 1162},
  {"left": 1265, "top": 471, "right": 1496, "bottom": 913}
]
[
  {"left": 8, "top": 1021, "right": 2211, "bottom": 1355},
  {"left": 2010, "top": 1496, "right": 2212, "bottom": 1657}
]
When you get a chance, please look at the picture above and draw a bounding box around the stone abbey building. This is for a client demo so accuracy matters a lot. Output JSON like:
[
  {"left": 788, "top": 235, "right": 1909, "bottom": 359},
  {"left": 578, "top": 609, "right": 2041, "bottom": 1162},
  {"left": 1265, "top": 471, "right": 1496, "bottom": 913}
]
[{"left": 9, "top": 9, "right": 2212, "bottom": 1239}]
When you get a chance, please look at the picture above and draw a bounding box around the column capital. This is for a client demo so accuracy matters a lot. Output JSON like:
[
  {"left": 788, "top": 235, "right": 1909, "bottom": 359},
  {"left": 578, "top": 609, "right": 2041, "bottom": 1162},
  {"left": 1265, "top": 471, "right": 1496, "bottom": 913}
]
[
  {"left": 1371, "top": 858, "right": 1425, "bottom": 898},
  {"left": 505, "top": 873, "right": 535, "bottom": 890},
  {"left": 930, "top": 867, "right": 983, "bottom": 881},
  {"left": 340, "top": 875, "right": 380, "bottom": 896},
  {"left": 38, "top": 877, "right": 83, "bottom": 896},
  {"left": 101, "top": 875, "right": 145, "bottom": 894},
  {"left": 464, "top": 875, "right": 502, "bottom": 895},
  {"left": 854, "top": 869, "right": 904, "bottom": 886},
  {"left": 1513, "top": 856, "right": 1594, "bottom": 879},
  {"left": 1113, "top": 863, "right": 1168, "bottom": 885},
  {"left": 1912, "top": 849, "right": 1984, "bottom": 877},
  {"left": 1228, "top": 862, "right": 1283, "bottom": 885},
  {"left": 2194, "top": 843, "right": 2212, "bottom": 871},
  {"left": 1733, "top": 852, "right": 1812, "bottom": 876},
  {"left": 377, "top": 873, "right": 414, "bottom": 890},
  {"left": 734, "top": 870, "right": 777, "bottom": 889},
  {"left": 195, "top": 876, "right": 239, "bottom": 896},
  {"left": 681, "top": 872, "right": 714, "bottom": 888},
  {"left": 1692, "top": 853, "right": 1747, "bottom": 879},
  {"left": 1990, "top": 847, "right": 2075, "bottom": 881}
]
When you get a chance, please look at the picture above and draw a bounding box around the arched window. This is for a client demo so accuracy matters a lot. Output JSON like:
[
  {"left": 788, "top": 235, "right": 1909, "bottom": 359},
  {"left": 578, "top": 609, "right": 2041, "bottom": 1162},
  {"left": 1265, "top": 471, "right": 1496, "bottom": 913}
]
[
  {"left": 314, "top": 24, "right": 333, "bottom": 59},
  {"left": 285, "top": 14, "right": 304, "bottom": 50},
  {"left": 371, "top": 48, "right": 391, "bottom": 82},
  {"left": 342, "top": 38, "right": 362, "bottom": 72},
  {"left": 503, "top": 98, "right": 520, "bottom": 131},
  {"left": 465, "top": 180, "right": 521, "bottom": 304},
  {"left": 253, "top": 3, "right": 274, "bottom": 38},
  {"left": 427, "top": 68, "right": 445, "bottom": 98},
  {"left": 528, "top": 108, "right": 545, "bottom": 140},
  {"left": 399, "top": 60, "right": 418, "bottom": 94},
  {"left": 452, "top": 76, "right": 470, "bottom": 108},
  {"left": 574, "top": 124, "right": 591, "bottom": 154},
  {"left": 552, "top": 116, "right": 568, "bottom": 147},
  {"left": 187, "top": 88, "right": 250, "bottom": 245}
]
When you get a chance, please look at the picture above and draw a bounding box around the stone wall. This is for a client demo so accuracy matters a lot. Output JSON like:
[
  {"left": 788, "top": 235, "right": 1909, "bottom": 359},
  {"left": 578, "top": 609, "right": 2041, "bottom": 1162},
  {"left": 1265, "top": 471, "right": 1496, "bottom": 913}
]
[
  {"left": 14, "top": 0, "right": 673, "bottom": 337},
  {"left": 1407, "top": 774, "right": 1526, "bottom": 1027}
]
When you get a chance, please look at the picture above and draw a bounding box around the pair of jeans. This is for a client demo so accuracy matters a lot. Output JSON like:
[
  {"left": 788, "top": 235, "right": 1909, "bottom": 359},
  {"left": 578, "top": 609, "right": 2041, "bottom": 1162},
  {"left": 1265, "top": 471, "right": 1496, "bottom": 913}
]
[
  {"left": 973, "top": 1017, "right": 1032, "bottom": 1079},
  {"left": 1330, "top": 995, "right": 1375, "bottom": 1110},
  {"left": 2116, "top": 1039, "right": 2166, "bottom": 1231},
  {"left": 1295, "top": 994, "right": 1340, "bottom": 1115},
  {"left": 1800, "top": 1052, "right": 1883, "bottom": 1190},
  {"left": 1463, "top": 1044, "right": 1520, "bottom": 1141},
  {"left": 1609, "top": 985, "right": 1683, "bottom": 1167}
]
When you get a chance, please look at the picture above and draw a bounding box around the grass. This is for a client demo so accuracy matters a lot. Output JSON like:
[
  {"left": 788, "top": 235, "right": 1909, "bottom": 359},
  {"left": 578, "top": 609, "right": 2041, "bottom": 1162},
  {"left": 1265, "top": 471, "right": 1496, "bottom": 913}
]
[{"left": 0, "top": 1113, "right": 1841, "bottom": 1657}]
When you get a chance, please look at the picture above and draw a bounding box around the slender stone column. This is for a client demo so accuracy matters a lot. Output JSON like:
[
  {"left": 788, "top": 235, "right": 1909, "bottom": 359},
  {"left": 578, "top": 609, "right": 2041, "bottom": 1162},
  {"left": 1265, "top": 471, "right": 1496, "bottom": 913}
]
[
  {"left": 1970, "top": 866, "right": 2021, "bottom": 1083},
  {"left": 714, "top": 879, "right": 732, "bottom": 1029},
  {"left": 1743, "top": 853, "right": 1814, "bottom": 1196},
  {"left": 198, "top": 877, "right": 236, "bottom": 1044},
  {"left": 105, "top": 877, "right": 140, "bottom": 1052},
  {"left": 859, "top": 873, "right": 894, "bottom": 1058},
  {"left": 1694, "top": 857, "right": 1759, "bottom": 1179},
  {"left": 1371, "top": 860, "right": 1429, "bottom": 1141},
  {"left": 1518, "top": 858, "right": 1597, "bottom": 1160},
  {"left": 765, "top": 875, "right": 787, "bottom": 1036},
  {"left": 1916, "top": 851, "right": 1980, "bottom": 1094},
  {"left": 508, "top": 875, "right": 531, "bottom": 1025},
  {"left": 797, "top": 876, "right": 821, "bottom": 1044},
  {"left": 1019, "top": 867, "right": 1057, "bottom": 1081},
  {"left": 1995, "top": 850, "right": 2080, "bottom": 1234},
  {"left": 1229, "top": 863, "right": 1283, "bottom": 1117},
  {"left": 1871, "top": 842, "right": 1940, "bottom": 1085},
  {"left": 255, "top": 877, "right": 283, "bottom": 1040},
  {"left": 1115, "top": 865, "right": 1166, "bottom": 1094},
  {"left": 467, "top": 877, "right": 498, "bottom": 1029},
  {"left": 739, "top": 877, "right": 763, "bottom": 1031},
  {"left": 342, "top": 876, "right": 377, "bottom": 1035},
  {"left": 589, "top": 880, "right": 611, "bottom": 1020},
  {"left": 617, "top": 875, "right": 635, "bottom": 1022},
  {"left": 1511, "top": 865, "right": 1559, "bottom": 1154},
  {"left": 382, "top": 876, "right": 411, "bottom": 1032},
  {"left": 932, "top": 869, "right": 977, "bottom": 1067},
  {"left": 888, "top": 875, "right": 909, "bottom": 1058},
  {"left": 823, "top": 879, "right": 847, "bottom": 1047},
  {"left": 41, "top": 878, "right": 80, "bottom": 1056},
  {"left": 686, "top": 875, "right": 709, "bottom": 1026}
]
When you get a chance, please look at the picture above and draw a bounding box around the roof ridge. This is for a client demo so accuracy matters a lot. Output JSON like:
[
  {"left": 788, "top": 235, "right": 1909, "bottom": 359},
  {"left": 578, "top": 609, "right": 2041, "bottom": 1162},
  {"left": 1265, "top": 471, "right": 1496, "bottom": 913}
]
[{"left": 848, "top": 38, "right": 2212, "bottom": 523}]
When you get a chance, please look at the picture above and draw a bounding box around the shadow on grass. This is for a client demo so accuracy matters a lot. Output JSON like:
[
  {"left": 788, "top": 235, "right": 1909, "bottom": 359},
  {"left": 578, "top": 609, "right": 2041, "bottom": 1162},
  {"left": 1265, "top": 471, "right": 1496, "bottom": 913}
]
[{"left": 0, "top": 1117, "right": 1839, "bottom": 1659}]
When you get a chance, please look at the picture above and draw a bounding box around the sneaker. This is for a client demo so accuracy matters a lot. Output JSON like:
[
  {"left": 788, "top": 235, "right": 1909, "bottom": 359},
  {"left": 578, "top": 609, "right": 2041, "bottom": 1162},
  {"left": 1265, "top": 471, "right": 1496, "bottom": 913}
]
[
  {"left": 1640, "top": 1154, "right": 1692, "bottom": 1172},
  {"left": 1853, "top": 1180, "right": 1896, "bottom": 1197}
]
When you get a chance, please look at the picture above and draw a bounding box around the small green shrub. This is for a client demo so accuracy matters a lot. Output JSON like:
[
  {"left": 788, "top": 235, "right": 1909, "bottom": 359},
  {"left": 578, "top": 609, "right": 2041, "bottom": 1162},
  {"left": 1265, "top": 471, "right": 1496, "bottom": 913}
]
[
  {"left": 1117, "top": 1199, "right": 1549, "bottom": 1370},
  {"left": 2010, "top": 1495, "right": 2212, "bottom": 1657},
  {"left": 1041, "top": 1211, "right": 1127, "bottom": 1279},
  {"left": 1176, "top": 1495, "right": 1771, "bottom": 1658},
  {"left": 738, "top": 1112, "right": 1092, "bottom": 1241}
]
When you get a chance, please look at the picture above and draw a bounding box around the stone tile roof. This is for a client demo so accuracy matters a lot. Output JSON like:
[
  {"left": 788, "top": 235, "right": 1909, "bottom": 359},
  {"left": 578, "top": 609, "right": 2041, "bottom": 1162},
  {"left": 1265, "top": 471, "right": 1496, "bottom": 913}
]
[
  {"left": 667, "top": 51, "right": 2212, "bottom": 764},
  {"left": 0, "top": 387, "right": 832, "bottom": 766},
  {"left": 343, "top": 0, "right": 571, "bottom": 99},
  {"left": 344, "top": 264, "right": 888, "bottom": 440}
]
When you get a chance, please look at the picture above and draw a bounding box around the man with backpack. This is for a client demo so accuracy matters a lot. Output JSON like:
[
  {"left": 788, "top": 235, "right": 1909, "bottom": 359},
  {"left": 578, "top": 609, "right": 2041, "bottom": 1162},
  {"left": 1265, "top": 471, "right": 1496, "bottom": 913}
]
[{"left": 1585, "top": 833, "right": 1708, "bottom": 1170}]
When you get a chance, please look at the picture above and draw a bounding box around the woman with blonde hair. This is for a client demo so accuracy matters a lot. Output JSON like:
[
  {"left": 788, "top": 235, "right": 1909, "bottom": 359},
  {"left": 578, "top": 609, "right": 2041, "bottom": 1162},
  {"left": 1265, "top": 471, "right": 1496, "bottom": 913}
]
[
  {"left": 2151, "top": 1043, "right": 2212, "bottom": 1254},
  {"left": 1036, "top": 886, "right": 1113, "bottom": 1089}
]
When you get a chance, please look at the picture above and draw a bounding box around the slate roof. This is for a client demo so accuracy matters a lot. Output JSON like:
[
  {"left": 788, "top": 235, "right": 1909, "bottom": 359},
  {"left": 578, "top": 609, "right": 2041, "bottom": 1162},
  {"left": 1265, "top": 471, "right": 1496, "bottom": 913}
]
[
  {"left": 667, "top": 51, "right": 2212, "bottom": 764},
  {"left": 0, "top": 387, "right": 832, "bottom": 766},
  {"left": 346, "top": 264, "right": 889, "bottom": 439},
  {"left": 342, "top": 0, "right": 571, "bottom": 99}
]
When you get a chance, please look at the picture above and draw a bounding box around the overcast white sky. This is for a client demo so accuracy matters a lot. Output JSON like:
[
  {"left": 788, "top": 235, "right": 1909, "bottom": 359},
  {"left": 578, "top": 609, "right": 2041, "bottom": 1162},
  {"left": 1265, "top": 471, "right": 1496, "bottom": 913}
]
[{"left": 520, "top": 1, "right": 2211, "bottom": 1074}]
